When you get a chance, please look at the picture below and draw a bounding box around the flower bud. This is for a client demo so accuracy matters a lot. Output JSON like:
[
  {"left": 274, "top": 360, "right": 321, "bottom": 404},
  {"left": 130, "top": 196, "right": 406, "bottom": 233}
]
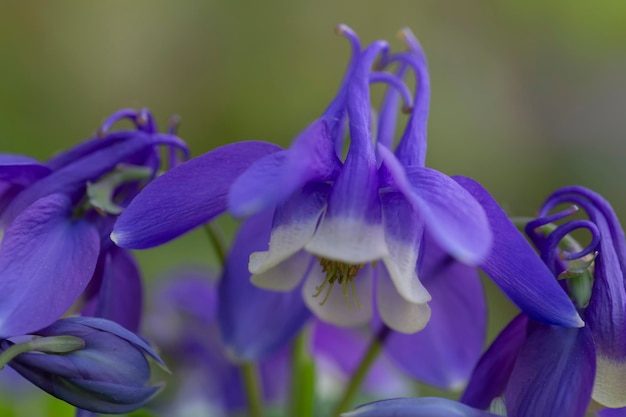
[{"left": 2, "top": 317, "right": 167, "bottom": 414}]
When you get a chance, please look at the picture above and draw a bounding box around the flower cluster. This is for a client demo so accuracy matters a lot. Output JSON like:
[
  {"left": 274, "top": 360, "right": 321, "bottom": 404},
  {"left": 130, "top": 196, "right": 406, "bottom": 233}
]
[{"left": 1, "top": 24, "right": 625, "bottom": 417}]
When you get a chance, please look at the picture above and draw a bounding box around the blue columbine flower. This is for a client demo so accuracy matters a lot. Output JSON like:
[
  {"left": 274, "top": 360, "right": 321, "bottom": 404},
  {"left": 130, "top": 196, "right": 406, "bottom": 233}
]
[
  {"left": 0, "top": 108, "right": 187, "bottom": 337},
  {"left": 2, "top": 316, "right": 167, "bottom": 414},
  {"left": 111, "top": 26, "right": 582, "bottom": 333},
  {"left": 461, "top": 186, "right": 626, "bottom": 416}
]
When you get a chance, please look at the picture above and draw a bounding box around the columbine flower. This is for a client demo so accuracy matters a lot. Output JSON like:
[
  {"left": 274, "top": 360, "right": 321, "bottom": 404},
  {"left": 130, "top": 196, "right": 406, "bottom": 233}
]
[
  {"left": 461, "top": 186, "right": 626, "bottom": 417},
  {"left": 225, "top": 26, "right": 494, "bottom": 333},
  {"left": 0, "top": 108, "right": 186, "bottom": 337},
  {"left": 2, "top": 317, "right": 167, "bottom": 414},
  {"left": 111, "top": 26, "right": 582, "bottom": 334}
]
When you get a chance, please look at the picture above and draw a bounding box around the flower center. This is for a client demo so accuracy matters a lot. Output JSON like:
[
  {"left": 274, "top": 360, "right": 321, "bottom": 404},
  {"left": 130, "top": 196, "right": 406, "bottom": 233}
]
[{"left": 313, "top": 257, "right": 364, "bottom": 309}]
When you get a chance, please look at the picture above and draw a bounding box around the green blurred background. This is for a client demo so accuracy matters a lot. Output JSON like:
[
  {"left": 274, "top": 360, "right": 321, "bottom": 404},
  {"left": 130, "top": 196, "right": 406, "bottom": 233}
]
[{"left": 1, "top": 1, "right": 626, "bottom": 415}]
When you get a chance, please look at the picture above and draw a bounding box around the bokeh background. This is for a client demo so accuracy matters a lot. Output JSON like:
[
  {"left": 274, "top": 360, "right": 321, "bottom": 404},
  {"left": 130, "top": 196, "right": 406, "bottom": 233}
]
[{"left": 1, "top": 1, "right": 626, "bottom": 416}]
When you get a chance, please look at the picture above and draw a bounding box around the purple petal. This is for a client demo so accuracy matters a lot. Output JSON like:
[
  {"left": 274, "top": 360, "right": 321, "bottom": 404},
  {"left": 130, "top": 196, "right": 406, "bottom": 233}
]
[
  {"left": 218, "top": 209, "right": 311, "bottom": 361},
  {"left": 376, "top": 63, "right": 408, "bottom": 149},
  {"left": 0, "top": 154, "right": 50, "bottom": 186},
  {"left": 82, "top": 246, "right": 143, "bottom": 332},
  {"left": 306, "top": 42, "right": 390, "bottom": 263},
  {"left": 505, "top": 322, "right": 595, "bottom": 417},
  {"left": 112, "top": 141, "right": 280, "bottom": 249},
  {"left": 461, "top": 314, "right": 529, "bottom": 409},
  {"left": 0, "top": 194, "right": 100, "bottom": 337},
  {"left": 229, "top": 120, "right": 340, "bottom": 217},
  {"left": 454, "top": 176, "right": 583, "bottom": 328},
  {"left": 406, "top": 167, "right": 492, "bottom": 265},
  {"left": 539, "top": 187, "right": 626, "bottom": 407},
  {"left": 343, "top": 397, "right": 500, "bottom": 417},
  {"left": 393, "top": 29, "right": 431, "bottom": 168},
  {"left": 378, "top": 147, "right": 491, "bottom": 265},
  {"left": 2, "top": 132, "right": 187, "bottom": 227},
  {"left": 384, "top": 233, "right": 486, "bottom": 390}
]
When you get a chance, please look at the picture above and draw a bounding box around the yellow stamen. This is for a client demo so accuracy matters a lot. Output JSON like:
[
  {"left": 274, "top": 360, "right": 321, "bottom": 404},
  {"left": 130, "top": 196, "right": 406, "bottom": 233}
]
[{"left": 314, "top": 257, "right": 364, "bottom": 309}]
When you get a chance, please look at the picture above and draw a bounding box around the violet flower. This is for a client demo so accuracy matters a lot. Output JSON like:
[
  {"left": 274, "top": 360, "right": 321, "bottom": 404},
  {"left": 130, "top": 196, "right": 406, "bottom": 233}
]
[
  {"left": 461, "top": 186, "right": 626, "bottom": 416},
  {"left": 0, "top": 108, "right": 186, "bottom": 338},
  {"left": 112, "top": 26, "right": 581, "bottom": 333},
  {"left": 2, "top": 317, "right": 167, "bottom": 414}
]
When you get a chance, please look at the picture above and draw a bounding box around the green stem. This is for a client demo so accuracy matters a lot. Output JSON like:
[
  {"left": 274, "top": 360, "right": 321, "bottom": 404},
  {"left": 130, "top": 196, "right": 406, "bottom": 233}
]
[
  {"left": 0, "top": 342, "right": 33, "bottom": 370},
  {"left": 202, "top": 223, "right": 265, "bottom": 416},
  {"left": 330, "top": 326, "right": 390, "bottom": 417},
  {"left": 0, "top": 336, "right": 85, "bottom": 370},
  {"left": 289, "top": 331, "right": 315, "bottom": 417},
  {"left": 239, "top": 362, "right": 265, "bottom": 417},
  {"left": 202, "top": 223, "right": 227, "bottom": 266}
]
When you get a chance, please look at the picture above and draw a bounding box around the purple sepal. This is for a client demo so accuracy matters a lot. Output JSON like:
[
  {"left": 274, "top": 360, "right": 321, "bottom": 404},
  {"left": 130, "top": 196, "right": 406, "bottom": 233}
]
[
  {"left": 384, "top": 234, "right": 486, "bottom": 390},
  {"left": 505, "top": 322, "right": 595, "bottom": 417},
  {"left": 4, "top": 317, "right": 166, "bottom": 414},
  {"left": 2, "top": 131, "right": 187, "bottom": 227},
  {"left": 461, "top": 314, "right": 528, "bottom": 409},
  {"left": 112, "top": 141, "right": 280, "bottom": 249},
  {"left": 82, "top": 246, "right": 143, "bottom": 332},
  {"left": 0, "top": 194, "right": 100, "bottom": 338},
  {"left": 377, "top": 146, "right": 491, "bottom": 265},
  {"left": 454, "top": 176, "right": 583, "bottom": 328},
  {"left": 218, "top": 209, "right": 311, "bottom": 361},
  {"left": 342, "top": 397, "right": 500, "bottom": 417},
  {"left": 0, "top": 154, "right": 50, "bottom": 186},
  {"left": 229, "top": 120, "right": 340, "bottom": 217}
]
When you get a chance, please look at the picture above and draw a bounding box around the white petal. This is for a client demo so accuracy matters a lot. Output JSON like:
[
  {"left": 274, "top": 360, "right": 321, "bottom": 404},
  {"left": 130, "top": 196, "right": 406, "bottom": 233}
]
[
  {"left": 250, "top": 251, "right": 312, "bottom": 291},
  {"left": 249, "top": 210, "right": 321, "bottom": 275},
  {"left": 302, "top": 263, "right": 373, "bottom": 327},
  {"left": 382, "top": 238, "right": 431, "bottom": 304},
  {"left": 305, "top": 216, "right": 388, "bottom": 264},
  {"left": 376, "top": 266, "right": 431, "bottom": 334},
  {"left": 592, "top": 355, "right": 626, "bottom": 407}
]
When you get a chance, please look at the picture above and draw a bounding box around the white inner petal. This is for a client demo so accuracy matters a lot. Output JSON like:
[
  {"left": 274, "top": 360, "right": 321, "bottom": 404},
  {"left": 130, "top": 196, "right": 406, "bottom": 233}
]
[
  {"left": 250, "top": 251, "right": 312, "bottom": 291},
  {"left": 382, "top": 237, "right": 431, "bottom": 304},
  {"left": 302, "top": 263, "right": 373, "bottom": 327},
  {"left": 249, "top": 214, "right": 320, "bottom": 275},
  {"left": 376, "top": 266, "right": 431, "bottom": 334},
  {"left": 592, "top": 354, "right": 626, "bottom": 408},
  {"left": 305, "top": 216, "right": 388, "bottom": 264}
]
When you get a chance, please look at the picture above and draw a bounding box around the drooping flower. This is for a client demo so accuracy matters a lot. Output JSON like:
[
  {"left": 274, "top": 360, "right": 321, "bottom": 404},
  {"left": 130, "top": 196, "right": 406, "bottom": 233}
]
[
  {"left": 2, "top": 317, "right": 167, "bottom": 414},
  {"left": 111, "top": 26, "right": 581, "bottom": 333},
  {"left": 461, "top": 186, "right": 626, "bottom": 417},
  {"left": 0, "top": 108, "right": 186, "bottom": 337}
]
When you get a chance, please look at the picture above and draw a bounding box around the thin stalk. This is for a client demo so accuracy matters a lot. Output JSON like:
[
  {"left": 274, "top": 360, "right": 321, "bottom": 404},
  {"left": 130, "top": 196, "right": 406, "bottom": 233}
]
[
  {"left": 239, "top": 362, "right": 265, "bottom": 417},
  {"left": 289, "top": 331, "right": 316, "bottom": 417},
  {"left": 202, "top": 223, "right": 227, "bottom": 266},
  {"left": 202, "top": 222, "right": 266, "bottom": 416},
  {"left": 330, "top": 326, "right": 391, "bottom": 417},
  {"left": 0, "top": 342, "right": 33, "bottom": 370}
]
